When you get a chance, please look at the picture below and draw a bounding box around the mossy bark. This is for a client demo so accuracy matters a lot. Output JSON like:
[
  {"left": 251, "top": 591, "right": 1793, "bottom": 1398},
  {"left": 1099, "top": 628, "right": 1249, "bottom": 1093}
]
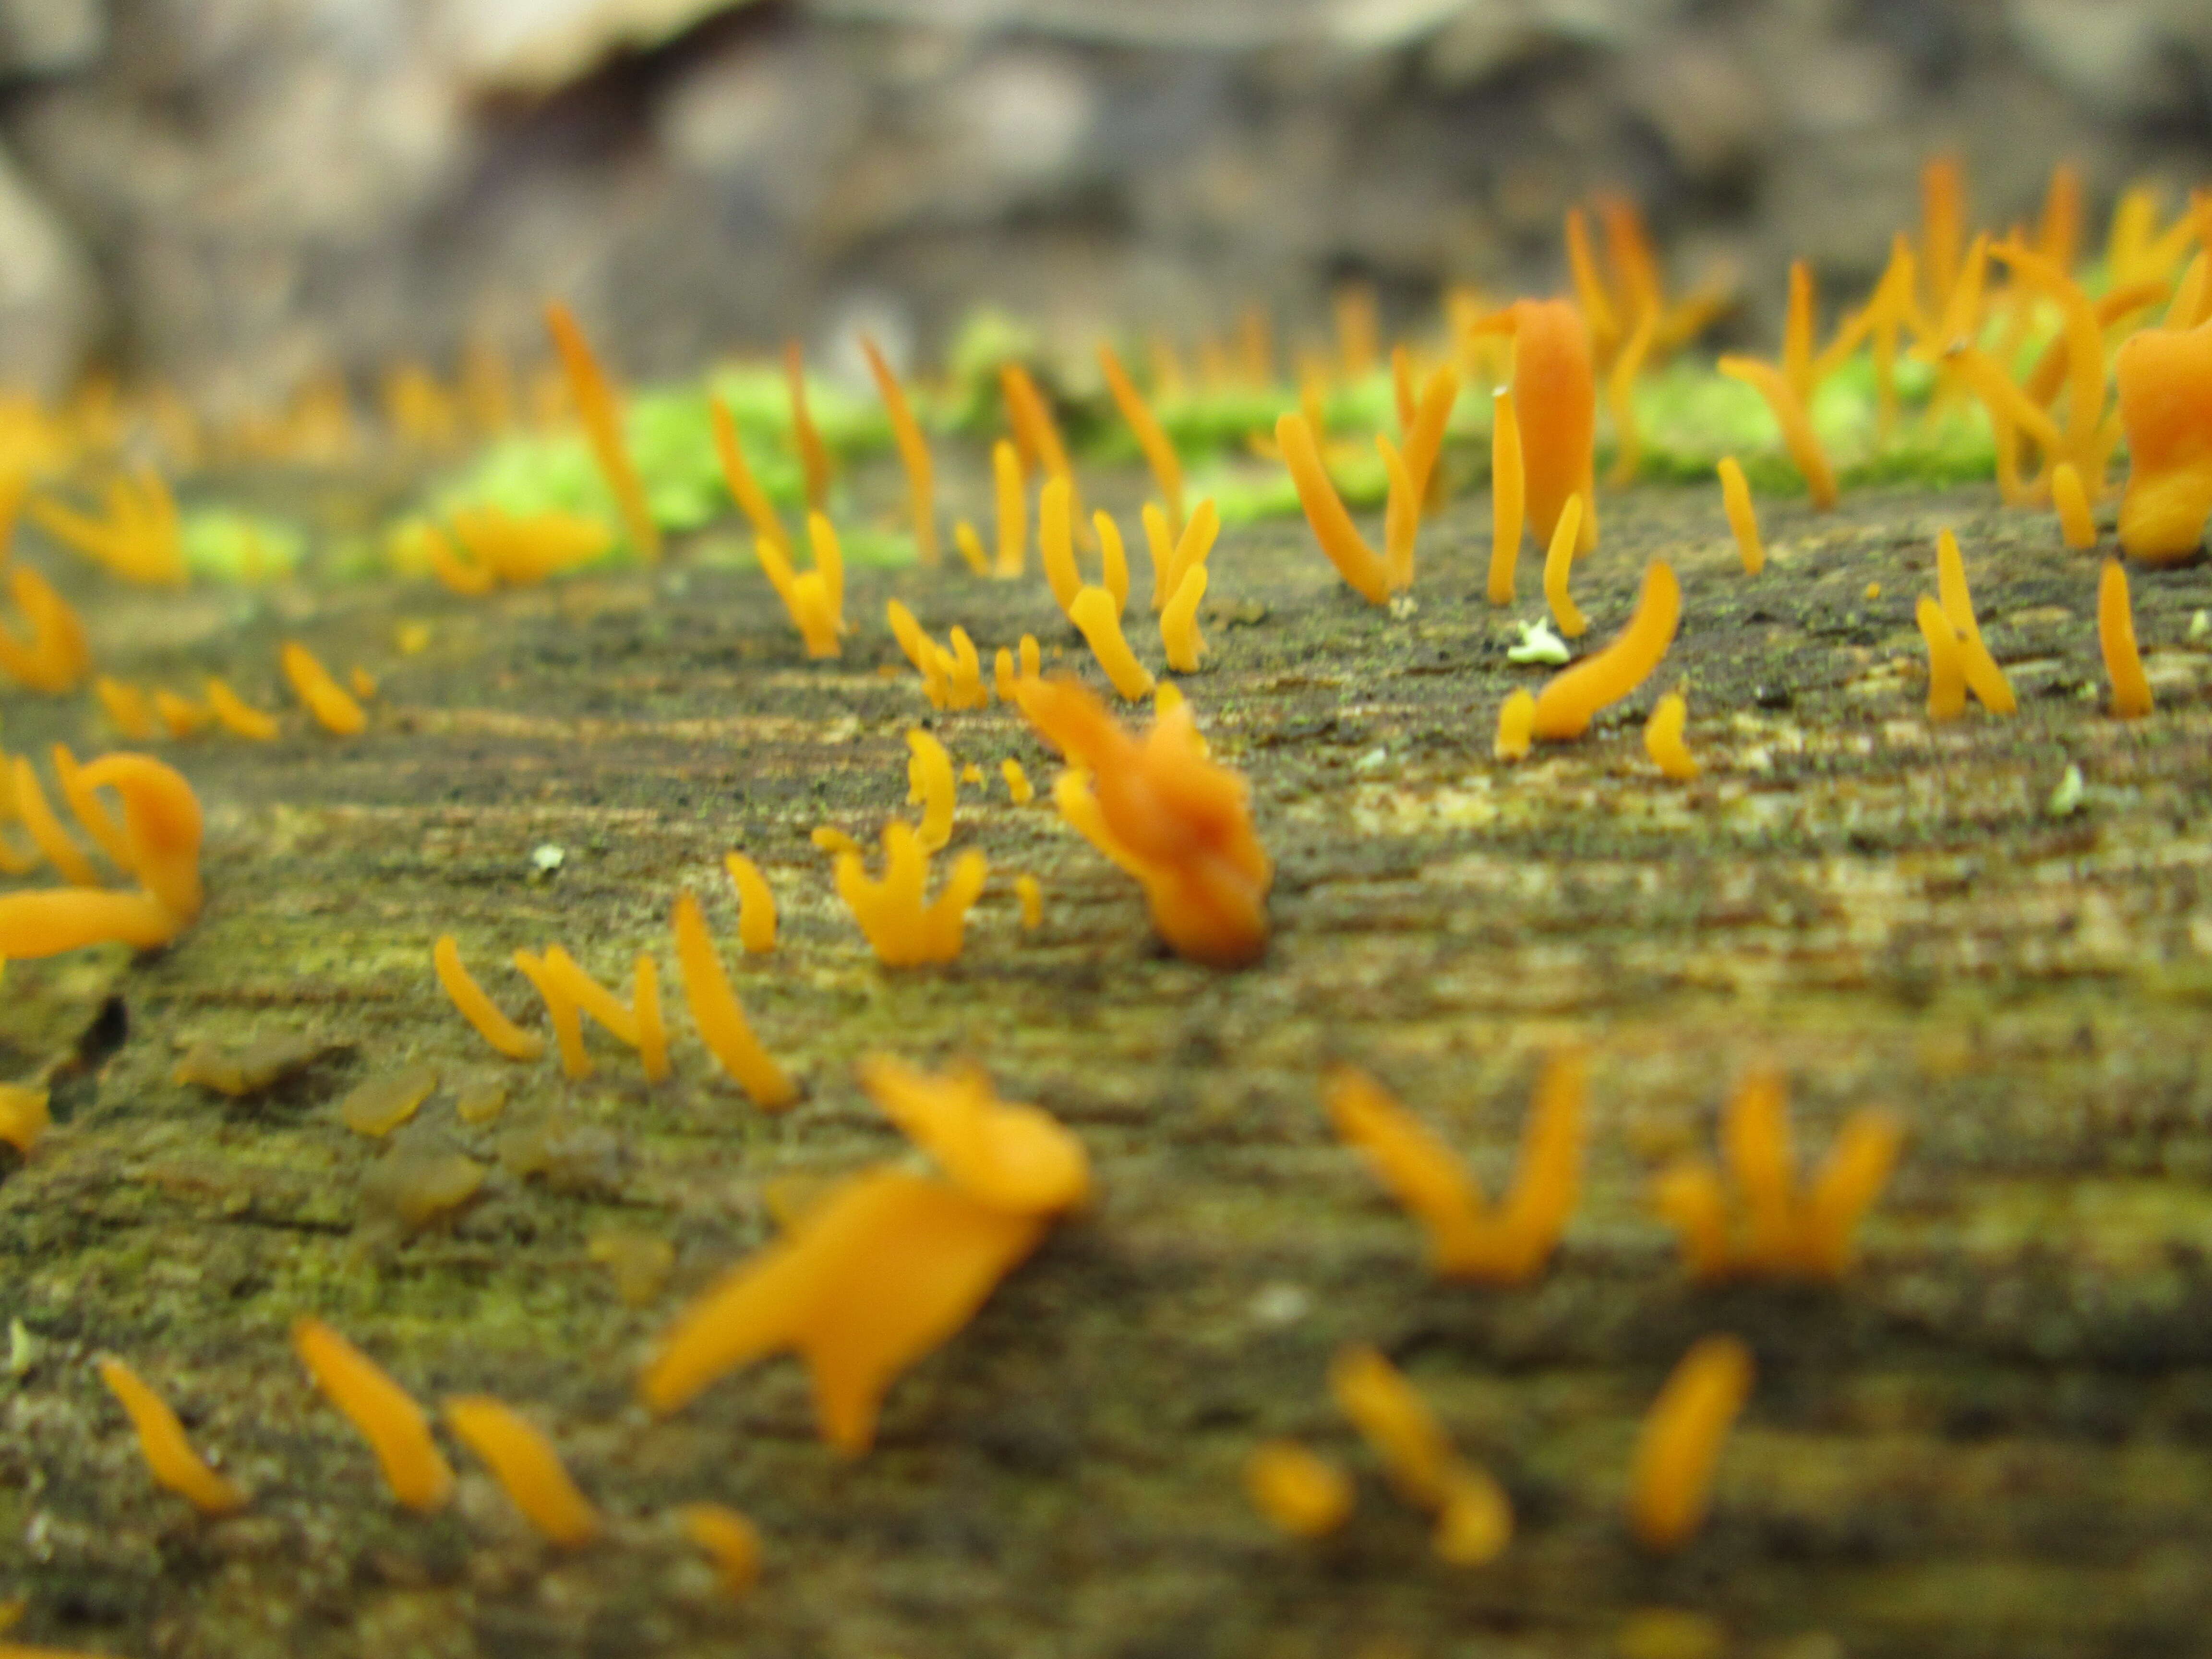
[{"left": 3, "top": 478, "right": 2212, "bottom": 1659}]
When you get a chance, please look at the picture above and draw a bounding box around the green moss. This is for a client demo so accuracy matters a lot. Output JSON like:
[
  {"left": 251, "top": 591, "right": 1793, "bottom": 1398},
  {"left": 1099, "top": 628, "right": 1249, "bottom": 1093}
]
[{"left": 180, "top": 508, "right": 308, "bottom": 582}]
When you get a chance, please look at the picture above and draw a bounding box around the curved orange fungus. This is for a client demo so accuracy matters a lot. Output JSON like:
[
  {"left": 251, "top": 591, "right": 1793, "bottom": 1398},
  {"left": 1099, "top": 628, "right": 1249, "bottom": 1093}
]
[
  {"left": 1015, "top": 676, "right": 1270, "bottom": 968},
  {"left": 758, "top": 512, "right": 845, "bottom": 659},
  {"left": 433, "top": 934, "right": 546, "bottom": 1061},
  {"left": 671, "top": 892, "right": 797, "bottom": 1108},
  {"left": 0, "top": 753, "right": 203, "bottom": 958},
  {"left": 856, "top": 1054, "right": 1090, "bottom": 1216},
  {"left": 1324, "top": 1051, "right": 1583, "bottom": 1283},
  {"left": 1529, "top": 561, "right": 1680, "bottom": 740},
  {"left": 96, "top": 1356, "right": 246, "bottom": 1516},
  {"left": 443, "top": 1395, "right": 601, "bottom": 1548},
  {"left": 1629, "top": 1335, "right": 1754, "bottom": 1553},
  {"left": 2099, "top": 557, "right": 2153, "bottom": 719},
  {"left": 281, "top": 641, "right": 368, "bottom": 736},
  {"left": 0, "top": 565, "right": 91, "bottom": 695},
  {"left": 2114, "top": 316, "right": 2212, "bottom": 564},
  {"left": 638, "top": 1167, "right": 1048, "bottom": 1454},
  {"left": 292, "top": 1317, "right": 454, "bottom": 1512}
]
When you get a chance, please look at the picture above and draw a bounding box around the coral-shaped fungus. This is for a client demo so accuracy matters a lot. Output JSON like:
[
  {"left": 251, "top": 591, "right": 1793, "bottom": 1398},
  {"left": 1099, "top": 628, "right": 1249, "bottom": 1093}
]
[
  {"left": 29, "top": 468, "right": 185, "bottom": 585},
  {"left": 1652, "top": 1071, "right": 1901, "bottom": 1281},
  {"left": 1716, "top": 457, "right": 1764, "bottom": 575},
  {"left": 1015, "top": 675, "right": 1270, "bottom": 968},
  {"left": 2114, "top": 315, "right": 2212, "bottom": 564},
  {"left": 1324, "top": 1052, "right": 1583, "bottom": 1283},
  {"left": 831, "top": 821, "right": 987, "bottom": 968},
  {"left": 754, "top": 511, "right": 844, "bottom": 659},
  {"left": 638, "top": 1058, "right": 1088, "bottom": 1454},
  {"left": 886, "top": 601, "right": 989, "bottom": 710},
  {"left": 857, "top": 1054, "right": 1090, "bottom": 1216},
  {"left": 1927, "top": 530, "right": 2015, "bottom": 714},
  {"left": 1628, "top": 1335, "right": 1754, "bottom": 1554}
]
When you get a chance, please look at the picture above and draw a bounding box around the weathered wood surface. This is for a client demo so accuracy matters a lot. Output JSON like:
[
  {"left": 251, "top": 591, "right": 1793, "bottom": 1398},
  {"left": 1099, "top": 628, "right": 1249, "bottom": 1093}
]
[{"left": 3, "top": 478, "right": 2212, "bottom": 1659}]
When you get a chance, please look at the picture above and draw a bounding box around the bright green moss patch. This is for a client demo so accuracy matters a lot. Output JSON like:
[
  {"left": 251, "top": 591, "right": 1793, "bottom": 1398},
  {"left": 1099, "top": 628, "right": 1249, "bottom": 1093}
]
[{"left": 181, "top": 508, "right": 308, "bottom": 582}]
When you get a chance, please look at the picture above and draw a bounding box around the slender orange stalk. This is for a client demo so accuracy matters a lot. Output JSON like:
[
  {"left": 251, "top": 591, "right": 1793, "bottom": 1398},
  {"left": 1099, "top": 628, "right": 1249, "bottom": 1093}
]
[{"left": 544, "top": 301, "right": 660, "bottom": 563}]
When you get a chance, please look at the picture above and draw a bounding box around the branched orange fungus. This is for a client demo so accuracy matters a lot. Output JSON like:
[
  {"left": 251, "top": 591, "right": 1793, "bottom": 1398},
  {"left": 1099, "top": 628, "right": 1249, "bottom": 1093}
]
[
  {"left": 671, "top": 892, "right": 797, "bottom": 1108},
  {"left": 1629, "top": 1335, "right": 1754, "bottom": 1554},
  {"left": 1488, "top": 388, "right": 1524, "bottom": 604},
  {"left": 862, "top": 336, "right": 937, "bottom": 566},
  {"left": 1934, "top": 530, "right": 2016, "bottom": 713},
  {"left": 638, "top": 1167, "right": 1049, "bottom": 1454},
  {"left": 1653, "top": 1071, "right": 1902, "bottom": 1282},
  {"left": 678, "top": 1502, "right": 762, "bottom": 1597},
  {"left": 1716, "top": 457, "right": 1763, "bottom": 574},
  {"left": 757, "top": 512, "right": 845, "bottom": 659},
  {"left": 886, "top": 601, "right": 988, "bottom": 711},
  {"left": 1529, "top": 561, "right": 1680, "bottom": 740},
  {"left": 2099, "top": 558, "right": 2153, "bottom": 719},
  {"left": 443, "top": 1395, "right": 601, "bottom": 1548},
  {"left": 544, "top": 301, "right": 659, "bottom": 562},
  {"left": 906, "top": 729, "right": 956, "bottom": 851},
  {"left": 1161, "top": 559, "right": 1208, "bottom": 674},
  {"left": 2113, "top": 316, "right": 2212, "bottom": 564},
  {"left": 1098, "top": 342, "right": 1184, "bottom": 536},
  {"left": 1016, "top": 676, "right": 1270, "bottom": 967},
  {"left": 832, "top": 821, "right": 987, "bottom": 967},
  {"left": 1324, "top": 1052, "right": 1584, "bottom": 1283},
  {"left": 29, "top": 468, "right": 185, "bottom": 585},
  {"left": 433, "top": 935, "right": 545, "bottom": 1061},
  {"left": 1645, "top": 691, "right": 1698, "bottom": 781},
  {"left": 1916, "top": 597, "right": 1967, "bottom": 721},
  {"left": 0, "top": 753, "right": 204, "bottom": 958},
  {"left": 0, "top": 1084, "right": 49, "bottom": 1154},
  {"left": 784, "top": 340, "right": 835, "bottom": 513},
  {"left": 0, "top": 565, "right": 91, "bottom": 694},
  {"left": 1245, "top": 1440, "right": 1353, "bottom": 1539},
  {"left": 291, "top": 1317, "right": 454, "bottom": 1512},
  {"left": 96, "top": 1356, "right": 246, "bottom": 1516},
  {"left": 281, "top": 641, "right": 368, "bottom": 735},
  {"left": 725, "top": 853, "right": 777, "bottom": 952},
  {"left": 1276, "top": 411, "right": 1389, "bottom": 605},
  {"left": 1328, "top": 1345, "right": 1512, "bottom": 1565},
  {"left": 857, "top": 1055, "right": 1090, "bottom": 1216}
]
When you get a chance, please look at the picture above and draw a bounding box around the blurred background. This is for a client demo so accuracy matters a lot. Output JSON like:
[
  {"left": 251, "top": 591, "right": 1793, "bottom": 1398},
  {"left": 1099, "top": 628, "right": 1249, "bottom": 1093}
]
[{"left": 0, "top": 0, "right": 2206, "bottom": 410}]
